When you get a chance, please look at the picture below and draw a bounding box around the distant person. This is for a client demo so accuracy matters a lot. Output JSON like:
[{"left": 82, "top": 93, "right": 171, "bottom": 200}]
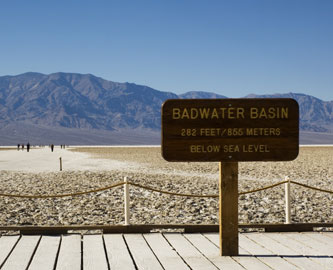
[
  {"left": 27, "top": 142, "right": 30, "bottom": 152},
  {"left": 51, "top": 144, "right": 54, "bottom": 152},
  {"left": 17, "top": 144, "right": 20, "bottom": 151},
  {"left": 22, "top": 144, "right": 24, "bottom": 150}
]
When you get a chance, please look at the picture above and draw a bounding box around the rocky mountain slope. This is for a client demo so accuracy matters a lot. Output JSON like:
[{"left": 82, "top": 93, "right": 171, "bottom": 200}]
[{"left": 0, "top": 72, "right": 177, "bottom": 131}]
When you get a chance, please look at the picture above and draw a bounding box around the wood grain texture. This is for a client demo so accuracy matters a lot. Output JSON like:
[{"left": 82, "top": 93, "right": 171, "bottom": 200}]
[
  {"left": 124, "top": 233, "right": 163, "bottom": 270},
  {"left": 266, "top": 233, "right": 333, "bottom": 269},
  {"left": 104, "top": 234, "right": 136, "bottom": 270},
  {"left": 245, "top": 233, "right": 325, "bottom": 270},
  {"left": 240, "top": 234, "right": 298, "bottom": 270},
  {"left": 55, "top": 235, "right": 81, "bottom": 270},
  {"left": 1, "top": 235, "right": 40, "bottom": 270},
  {"left": 204, "top": 233, "right": 272, "bottom": 270},
  {"left": 164, "top": 233, "right": 217, "bottom": 270},
  {"left": 301, "top": 232, "right": 333, "bottom": 248},
  {"left": 185, "top": 233, "right": 244, "bottom": 270},
  {"left": 0, "top": 236, "right": 20, "bottom": 267},
  {"left": 28, "top": 236, "right": 61, "bottom": 270},
  {"left": 0, "top": 232, "right": 331, "bottom": 269},
  {"left": 83, "top": 234, "right": 108, "bottom": 270},
  {"left": 144, "top": 233, "right": 189, "bottom": 270}
]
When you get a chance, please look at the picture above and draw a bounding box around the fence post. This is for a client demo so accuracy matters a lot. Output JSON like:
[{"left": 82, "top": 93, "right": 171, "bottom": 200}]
[
  {"left": 124, "top": 177, "right": 130, "bottom": 225},
  {"left": 59, "top": 157, "right": 62, "bottom": 171},
  {"left": 285, "top": 176, "right": 291, "bottom": 224}
]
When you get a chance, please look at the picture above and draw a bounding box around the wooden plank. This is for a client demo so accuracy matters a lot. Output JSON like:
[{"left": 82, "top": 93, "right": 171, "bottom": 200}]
[
  {"left": 184, "top": 233, "right": 244, "bottom": 270},
  {"left": 322, "top": 232, "right": 333, "bottom": 239},
  {"left": 231, "top": 246, "right": 271, "bottom": 270},
  {"left": 266, "top": 233, "right": 315, "bottom": 255},
  {"left": 286, "top": 232, "right": 333, "bottom": 270},
  {"left": 264, "top": 223, "right": 314, "bottom": 232},
  {"left": 124, "top": 233, "right": 163, "bottom": 270},
  {"left": 286, "top": 232, "right": 333, "bottom": 269},
  {"left": 56, "top": 234, "right": 81, "bottom": 270},
  {"left": 233, "top": 254, "right": 272, "bottom": 270},
  {"left": 313, "top": 232, "right": 333, "bottom": 245},
  {"left": 164, "top": 233, "right": 218, "bottom": 270},
  {"left": 267, "top": 233, "right": 327, "bottom": 256},
  {"left": 245, "top": 233, "right": 298, "bottom": 256},
  {"left": 301, "top": 232, "right": 333, "bottom": 248},
  {"left": 1, "top": 235, "right": 40, "bottom": 270},
  {"left": 287, "top": 233, "right": 333, "bottom": 254},
  {"left": 204, "top": 233, "right": 273, "bottom": 270},
  {"left": 240, "top": 234, "right": 300, "bottom": 270},
  {"left": 246, "top": 233, "right": 325, "bottom": 270},
  {"left": 219, "top": 162, "right": 239, "bottom": 256},
  {"left": 1, "top": 223, "right": 333, "bottom": 234},
  {"left": 144, "top": 233, "right": 188, "bottom": 270},
  {"left": 28, "top": 236, "right": 61, "bottom": 270},
  {"left": 104, "top": 234, "right": 136, "bottom": 270},
  {"left": 204, "top": 233, "right": 252, "bottom": 255},
  {"left": 205, "top": 233, "right": 244, "bottom": 253},
  {"left": 267, "top": 233, "right": 333, "bottom": 270},
  {"left": 83, "top": 234, "right": 108, "bottom": 270},
  {"left": 205, "top": 233, "right": 232, "bottom": 247},
  {"left": 0, "top": 236, "right": 20, "bottom": 267}
]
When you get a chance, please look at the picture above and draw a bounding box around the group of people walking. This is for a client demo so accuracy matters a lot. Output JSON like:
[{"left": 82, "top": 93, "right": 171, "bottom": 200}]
[
  {"left": 17, "top": 143, "right": 30, "bottom": 152},
  {"left": 17, "top": 143, "right": 66, "bottom": 152}
]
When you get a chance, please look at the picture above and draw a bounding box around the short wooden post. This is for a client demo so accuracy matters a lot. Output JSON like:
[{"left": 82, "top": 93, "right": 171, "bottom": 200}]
[
  {"left": 219, "top": 162, "right": 239, "bottom": 256},
  {"left": 285, "top": 176, "right": 291, "bottom": 224},
  {"left": 59, "top": 157, "right": 62, "bottom": 171},
  {"left": 124, "top": 177, "right": 130, "bottom": 225}
]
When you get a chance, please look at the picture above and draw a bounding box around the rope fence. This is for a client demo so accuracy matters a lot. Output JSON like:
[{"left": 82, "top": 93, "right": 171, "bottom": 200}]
[
  {"left": 0, "top": 181, "right": 126, "bottom": 199},
  {"left": 290, "top": 180, "right": 333, "bottom": 194},
  {"left": 129, "top": 182, "right": 219, "bottom": 198},
  {"left": 0, "top": 179, "right": 332, "bottom": 199},
  {"left": 238, "top": 180, "right": 288, "bottom": 195},
  {"left": 0, "top": 177, "right": 332, "bottom": 226}
]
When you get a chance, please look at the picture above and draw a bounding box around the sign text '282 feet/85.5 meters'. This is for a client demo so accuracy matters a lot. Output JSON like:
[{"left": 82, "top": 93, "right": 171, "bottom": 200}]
[{"left": 161, "top": 99, "right": 299, "bottom": 162}]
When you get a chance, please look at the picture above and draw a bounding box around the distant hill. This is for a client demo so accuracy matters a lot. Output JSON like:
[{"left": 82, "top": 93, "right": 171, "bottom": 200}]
[
  {"left": 0, "top": 72, "right": 332, "bottom": 144},
  {"left": 179, "top": 91, "right": 227, "bottom": 99}
]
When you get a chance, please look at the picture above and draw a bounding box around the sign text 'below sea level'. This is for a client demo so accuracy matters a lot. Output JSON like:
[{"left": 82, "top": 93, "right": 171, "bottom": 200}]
[{"left": 161, "top": 98, "right": 299, "bottom": 162}]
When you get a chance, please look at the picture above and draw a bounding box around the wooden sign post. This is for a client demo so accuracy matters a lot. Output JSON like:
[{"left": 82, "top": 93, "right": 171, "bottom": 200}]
[
  {"left": 219, "top": 162, "right": 238, "bottom": 256},
  {"left": 161, "top": 98, "right": 299, "bottom": 256}
]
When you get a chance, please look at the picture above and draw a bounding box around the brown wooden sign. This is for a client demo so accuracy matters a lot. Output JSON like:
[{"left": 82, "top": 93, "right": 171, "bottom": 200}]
[{"left": 162, "top": 98, "right": 299, "bottom": 162}]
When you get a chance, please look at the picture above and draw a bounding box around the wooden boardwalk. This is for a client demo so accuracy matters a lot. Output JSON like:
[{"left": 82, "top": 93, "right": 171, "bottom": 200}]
[{"left": 0, "top": 232, "right": 332, "bottom": 269}]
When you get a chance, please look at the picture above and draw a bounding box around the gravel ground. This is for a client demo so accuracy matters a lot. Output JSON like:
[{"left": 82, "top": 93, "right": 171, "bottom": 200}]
[{"left": 0, "top": 146, "right": 332, "bottom": 231}]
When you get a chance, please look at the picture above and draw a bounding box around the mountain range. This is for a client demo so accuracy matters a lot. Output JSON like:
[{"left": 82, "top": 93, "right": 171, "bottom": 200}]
[{"left": 0, "top": 72, "right": 332, "bottom": 145}]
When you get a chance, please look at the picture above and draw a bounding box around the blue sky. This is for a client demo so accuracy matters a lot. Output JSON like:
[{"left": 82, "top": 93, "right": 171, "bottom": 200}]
[{"left": 1, "top": 0, "right": 332, "bottom": 100}]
